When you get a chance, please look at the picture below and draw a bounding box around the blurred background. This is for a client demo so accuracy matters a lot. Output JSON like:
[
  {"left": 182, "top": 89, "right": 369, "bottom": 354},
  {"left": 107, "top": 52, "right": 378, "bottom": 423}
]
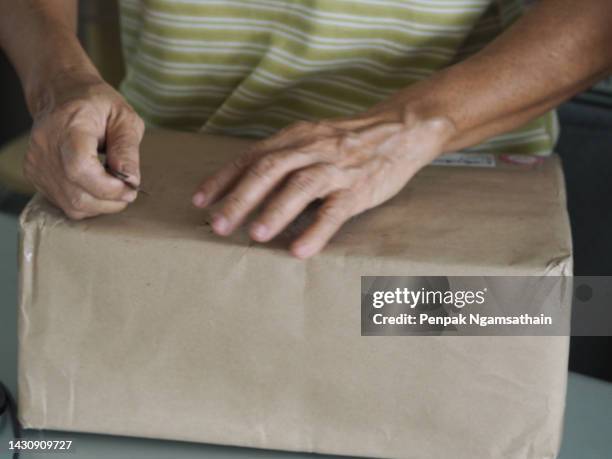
[{"left": 0, "top": 0, "right": 611, "bottom": 383}]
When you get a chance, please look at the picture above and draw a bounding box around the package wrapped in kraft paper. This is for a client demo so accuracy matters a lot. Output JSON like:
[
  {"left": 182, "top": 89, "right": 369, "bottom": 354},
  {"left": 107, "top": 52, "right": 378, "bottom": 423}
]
[{"left": 18, "top": 129, "right": 572, "bottom": 459}]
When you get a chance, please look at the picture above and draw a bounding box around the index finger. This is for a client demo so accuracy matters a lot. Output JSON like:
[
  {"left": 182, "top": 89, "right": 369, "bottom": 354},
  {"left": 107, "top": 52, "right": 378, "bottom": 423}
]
[
  {"left": 192, "top": 121, "right": 339, "bottom": 208},
  {"left": 105, "top": 109, "right": 145, "bottom": 186},
  {"left": 60, "top": 129, "right": 136, "bottom": 202}
]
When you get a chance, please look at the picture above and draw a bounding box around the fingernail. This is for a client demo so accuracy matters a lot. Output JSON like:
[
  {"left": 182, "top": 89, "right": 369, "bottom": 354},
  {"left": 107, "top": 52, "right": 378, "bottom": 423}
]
[
  {"left": 250, "top": 223, "right": 269, "bottom": 241},
  {"left": 212, "top": 214, "right": 230, "bottom": 235},
  {"left": 292, "top": 243, "right": 314, "bottom": 259},
  {"left": 123, "top": 190, "right": 138, "bottom": 203},
  {"left": 192, "top": 192, "right": 207, "bottom": 208}
]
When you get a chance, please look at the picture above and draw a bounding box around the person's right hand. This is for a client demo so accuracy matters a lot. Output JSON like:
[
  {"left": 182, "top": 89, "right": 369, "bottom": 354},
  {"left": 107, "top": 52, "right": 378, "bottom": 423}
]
[{"left": 24, "top": 73, "right": 145, "bottom": 220}]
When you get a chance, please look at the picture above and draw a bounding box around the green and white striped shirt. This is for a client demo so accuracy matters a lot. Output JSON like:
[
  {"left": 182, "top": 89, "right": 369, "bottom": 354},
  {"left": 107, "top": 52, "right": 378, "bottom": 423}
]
[{"left": 119, "top": 0, "right": 558, "bottom": 155}]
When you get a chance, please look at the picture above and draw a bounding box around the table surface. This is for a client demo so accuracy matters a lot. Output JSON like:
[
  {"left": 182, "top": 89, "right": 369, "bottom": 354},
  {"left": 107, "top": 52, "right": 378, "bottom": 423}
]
[{"left": 1, "top": 211, "right": 611, "bottom": 459}]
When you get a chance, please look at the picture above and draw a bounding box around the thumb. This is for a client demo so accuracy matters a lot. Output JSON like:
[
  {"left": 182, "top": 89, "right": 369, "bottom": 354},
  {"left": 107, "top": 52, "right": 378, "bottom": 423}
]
[{"left": 105, "top": 109, "right": 145, "bottom": 185}]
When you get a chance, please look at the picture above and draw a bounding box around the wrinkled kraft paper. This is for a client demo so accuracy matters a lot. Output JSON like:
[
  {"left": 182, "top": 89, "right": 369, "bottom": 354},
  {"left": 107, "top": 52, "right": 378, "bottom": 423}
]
[{"left": 18, "top": 129, "right": 572, "bottom": 459}]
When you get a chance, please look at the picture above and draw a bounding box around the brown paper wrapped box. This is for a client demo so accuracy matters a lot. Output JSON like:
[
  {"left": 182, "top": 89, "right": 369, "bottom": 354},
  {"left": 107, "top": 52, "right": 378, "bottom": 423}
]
[{"left": 18, "top": 129, "right": 572, "bottom": 458}]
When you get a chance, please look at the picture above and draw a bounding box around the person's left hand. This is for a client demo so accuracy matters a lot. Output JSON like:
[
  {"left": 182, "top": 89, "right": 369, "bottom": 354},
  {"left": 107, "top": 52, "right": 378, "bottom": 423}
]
[{"left": 192, "top": 110, "right": 454, "bottom": 258}]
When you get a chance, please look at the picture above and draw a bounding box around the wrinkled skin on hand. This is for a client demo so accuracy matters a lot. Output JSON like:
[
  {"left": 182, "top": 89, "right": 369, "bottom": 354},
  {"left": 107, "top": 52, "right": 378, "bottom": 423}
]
[
  {"left": 25, "top": 74, "right": 145, "bottom": 220},
  {"left": 193, "top": 111, "right": 454, "bottom": 258}
]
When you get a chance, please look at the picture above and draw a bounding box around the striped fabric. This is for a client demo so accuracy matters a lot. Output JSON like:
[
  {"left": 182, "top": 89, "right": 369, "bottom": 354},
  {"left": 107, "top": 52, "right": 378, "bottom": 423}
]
[{"left": 118, "top": 0, "right": 558, "bottom": 155}]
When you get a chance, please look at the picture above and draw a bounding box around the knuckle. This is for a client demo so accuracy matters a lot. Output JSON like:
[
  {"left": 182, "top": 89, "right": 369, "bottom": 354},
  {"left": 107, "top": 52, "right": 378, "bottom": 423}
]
[
  {"left": 109, "top": 146, "right": 135, "bottom": 163},
  {"left": 64, "top": 159, "right": 88, "bottom": 182},
  {"left": 133, "top": 114, "right": 145, "bottom": 135},
  {"left": 319, "top": 203, "right": 347, "bottom": 224},
  {"left": 111, "top": 132, "right": 138, "bottom": 150},
  {"left": 224, "top": 193, "right": 246, "bottom": 212},
  {"left": 250, "top": 134, "right": 281, "bottom": 152},
  {"left": 119, "top": 106, "right": 145, "bottom": 135},
  {"left": 264, "top": 203, "right": 287, "bottom": 221},
  {"left": 29, "top": 126, "right": 48, "bottom": 149},
  {"left": 120, "top": 104, "right": 138, "bottom": 118},
  {"left": 337, "top": 132, "right": 360, "bottom": 154},
  {"left": 310, "top": 136, "right": 333, "bottom": 149},
  {"left": 299, "top": 137, "right": 337, "bottom": 159},
  {"left": 249, "top": 156, "right": 279, "bottom": 179},
  {"left": 314, "top": 163, "right": 338, "bottom": 179},
  {"left": 290, "top": 170, "right": 321, "bottom": 194},
  {"left": 53, "top": 100, "right": 79, "bottom": 118},
  {"left": 232, "top": 151, "right": 256, "bottom": 170},
  {"left": 54, "top": 100, "right": 92, "bottom": 124}
]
